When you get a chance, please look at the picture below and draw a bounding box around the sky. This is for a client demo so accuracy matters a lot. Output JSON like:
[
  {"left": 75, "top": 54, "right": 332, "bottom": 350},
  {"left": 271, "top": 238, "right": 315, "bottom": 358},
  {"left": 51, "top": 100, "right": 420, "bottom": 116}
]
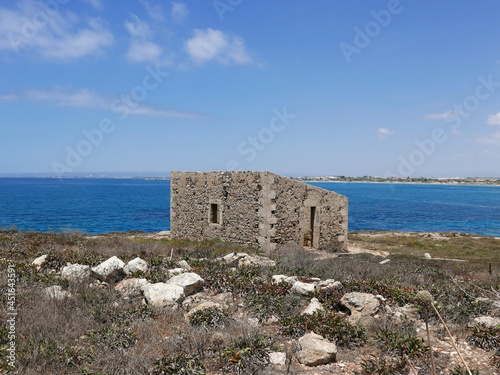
[{"left": 1, "top": 0, "right": 500, "bottom": 178}]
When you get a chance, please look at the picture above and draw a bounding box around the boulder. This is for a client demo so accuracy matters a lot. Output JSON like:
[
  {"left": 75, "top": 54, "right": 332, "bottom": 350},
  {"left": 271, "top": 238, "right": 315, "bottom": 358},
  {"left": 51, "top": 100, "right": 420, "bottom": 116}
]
[
  {"left": 61, "top": 264, "right": 91, "bottom": 283},
  {"left": 186, "top": 301, "right": 223, "bottom": 319},
  {"left": 297, "top": 332, "right": 337, "bottom": 366},
  {"left": 340, "top": 292, "right": 380, "bottom": 326},
  {"left": 115, "top": 278, "right": 148, "bottom": 298},
  {"left": 92, "top": 256, "right": 125, "bottom": 282},
  {"left": 43, "top": 285, "right": 72, "bottom": 300},
  {"left": 302, "top": 298, "right": 324, "bottom": 315},
  {"left": 167, "top": 272, "right": 204, "bottom": 296},
  {"left": 143, "top": 282, "right": 185, "bottom": 308},
  {"left": 123, "top": 257, "right": 148, "bottom": 275},
  {"left": 269, "top": 352, "right": 287, "bottom": 366},
  {"left": 32, "top": 254, "right": 48, "bottom": 270},
  {"left": 291, "top": 281, "right": 316, "bottom": 296},
  {"left": 424, "top": 253, "right": 432, "bottom": 259},
  {"left": 468, "top": 316, "right": 500, "bottom": 328}
]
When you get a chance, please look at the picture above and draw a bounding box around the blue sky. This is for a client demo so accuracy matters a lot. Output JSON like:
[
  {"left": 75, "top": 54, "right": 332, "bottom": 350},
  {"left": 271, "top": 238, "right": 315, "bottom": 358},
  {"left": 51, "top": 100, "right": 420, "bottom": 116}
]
[{"left": 1, "top": 0, "right": 500, "bottom": 177}]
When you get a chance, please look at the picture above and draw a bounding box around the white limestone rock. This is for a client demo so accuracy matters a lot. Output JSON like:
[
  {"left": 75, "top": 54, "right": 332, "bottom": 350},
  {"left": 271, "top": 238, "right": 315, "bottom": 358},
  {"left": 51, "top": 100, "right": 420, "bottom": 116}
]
[
  {"left": 178, "top": 260, "right": 192, "bottom": 271},
  {"left": 272, "top": 275, "right": 297, "bottom": 285},
  {"left": 92, "top": 256, "right": 125, "bottom": 282},
  {"left": 61, "top": 264, "right": 91, "bottom": 283},
  {"left": 302, "top": 298, "right": 324, "bottom": 315},
  {"left": 142, "top": 282, "right": 185, "bottom": 308},
  {"left": 166, "top": 272, "right": 204, "bottom": 296},
  {"left": 115, "top": 278, "right": 148, "bottom": 298},
  {"left": 340, "top": 292, "right": 380, "bottom": 326},
  {"left": 316, "top": 279, "right": 342, "bottom": 291},
  {"left": 167, "top": 268, "right": 186, "bottom": 277},
  {"left": 269, "top": 352, "right": 287, "bottom": 366},
  {"left": 291, "top": 281, "right": 316, "bottom": 296},
  {"left": 123, "top": 257, "right": 148, "bottom": 275},
  {"left": 32, "top": 254, "right": 48, "bottom": 270},
  {"left": 297, "top": 332, "right": 337, "bottom": 366},
  {"left": 468, "top": 316, "right": 500, "bottom": 328}
]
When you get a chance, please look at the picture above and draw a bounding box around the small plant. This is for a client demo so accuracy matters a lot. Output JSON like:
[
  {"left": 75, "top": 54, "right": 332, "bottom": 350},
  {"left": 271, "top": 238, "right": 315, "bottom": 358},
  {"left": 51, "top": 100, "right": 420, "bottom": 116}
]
[
  {"left": 280, "top": 310, "right": 366, "bottom": 348},
  {"left": 449, "top": 364, "right": 480, "bottom": 375},
  {"left": 221, "top": 333, "right": 276, "bottom": 374},
  {"left": 355, "top": 355, "right": 398, "bottom": 375},
  {"left": 188, "top": 307, "right": 230, "bottom": 330},
  {"left": 467, "top": 323, "right": 500, "bottom": 351},
  {"left": 89, "top": 324, "right": 137, "bottom": 350},
  {"left": 152, "top": 353, "right": 205, "bottom": 375}
]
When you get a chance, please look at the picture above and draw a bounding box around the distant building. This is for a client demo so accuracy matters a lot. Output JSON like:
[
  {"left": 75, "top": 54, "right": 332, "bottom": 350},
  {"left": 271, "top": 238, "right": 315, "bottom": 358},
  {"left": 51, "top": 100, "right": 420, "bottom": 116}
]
[{"left": 170, "top": 171, "right": 348, "bottom": 252}]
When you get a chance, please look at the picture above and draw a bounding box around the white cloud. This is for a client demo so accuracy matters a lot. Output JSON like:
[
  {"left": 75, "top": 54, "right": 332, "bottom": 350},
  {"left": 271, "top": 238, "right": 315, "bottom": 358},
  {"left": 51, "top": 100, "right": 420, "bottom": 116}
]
[
  {"left": 423, "top": 112, "right": 458, "bottom": 120},
  {"left": 140, "top": 0, "right": 165, "bottom": 21},
  {"left": 85, "top": 0, "right": 103, "bottom": 10},
  {"left": 0, "top": 0, "right": 113, "bottom": 60},
  {"left": 486, "top": 112, "right": 500, "bottom": 126},
  {"left": 476, "top": 131, "right": 500, "bottom": 145},
  {"left": 171, "top": 2, "right": 188, "bottom": 23},
  {"left": 184, "top": 28, "right": 251, "bottom": 65},
  {"left": 124, "top": 15, "right": 164, "bottom": 64},
  {"left": 0, "top": 87, "right": 203, "bottom": 119},
  {"left": 377, "top": 127, "right": 395, "bottom": 140}
]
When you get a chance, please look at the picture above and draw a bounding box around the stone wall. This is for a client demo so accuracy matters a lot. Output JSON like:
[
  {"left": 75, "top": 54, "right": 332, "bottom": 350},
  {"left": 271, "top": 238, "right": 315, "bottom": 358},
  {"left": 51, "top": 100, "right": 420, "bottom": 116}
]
[{"left": 170, "top": 171, "right": 348, "bottom": 252}]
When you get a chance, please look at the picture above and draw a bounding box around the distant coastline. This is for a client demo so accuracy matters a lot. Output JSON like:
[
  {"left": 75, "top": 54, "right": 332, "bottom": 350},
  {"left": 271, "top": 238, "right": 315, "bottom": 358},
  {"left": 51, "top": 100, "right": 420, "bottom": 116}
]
[{"left": 295, "top": 176, "right": 500, "bottom": 186}]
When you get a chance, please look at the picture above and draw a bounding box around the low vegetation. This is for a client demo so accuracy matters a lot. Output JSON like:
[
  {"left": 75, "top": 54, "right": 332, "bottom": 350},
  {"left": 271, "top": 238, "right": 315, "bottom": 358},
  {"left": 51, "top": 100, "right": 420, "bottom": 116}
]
[{"left": 0, "top": 229, "right": 498, "bottom": 374}]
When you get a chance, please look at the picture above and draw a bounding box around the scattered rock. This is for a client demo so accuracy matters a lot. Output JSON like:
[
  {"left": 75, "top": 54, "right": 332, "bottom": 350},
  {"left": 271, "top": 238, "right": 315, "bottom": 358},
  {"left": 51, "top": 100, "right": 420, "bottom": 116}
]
[
  {"left": 291, "top": 281, "right": 316, "bottom": 296},
  {"left": 302, "top": 298, "right": 324, "bottom": 315},
  {"left": 316, "top": 279, "right": 341, "bottom": 291},
  {"left": 223, "top": 252, "right": 276, "bottom": 268},
  {"left": 182, "top": 292, "right": 233, "bottom": 311},
  {"left": 92, "top": 256, "right": 125, "bottom": 282},
  {"left": 424, "top": 253, "right": 432, "bottom": 259},
  {"left": 340, "top": 292, "right": 380, "bottom": 326},
  {"left": 115, "top": 278, "right": 148, "bottom": 298},
  {"left": 297, "top": 332, "right": 337, "bottom": 366},
  {"left": 272, "top": 275, "right": 297, "bottom": 285},
  {"left": 269, "top": 352, "right": 287, "bottom": 366},
  {"left": 43, "top": 285, "right": 71, "bottom": 300},
  {"left": 123, "top": 257, "right": 148, "bottom": 275},
  {"left": 468, "top": 316, "right": 500, "bottom": 328},
  {"left": 61, "top": 264, "right": 91, "bottom": 283},
  {"left": 142, "top": 282, "right": 185, "bottom": 308},
  {"left": 178, "top": 260, "right": 192, "bottom": 271},
  {"left": 379, "top": 259, "right": 391, "bottom": 265},
  {"left": 166, "top": 272, "right": 204, "bottom": 296},
  {"left": 32, "top": 254, "right": 48, "bottom": 270}
]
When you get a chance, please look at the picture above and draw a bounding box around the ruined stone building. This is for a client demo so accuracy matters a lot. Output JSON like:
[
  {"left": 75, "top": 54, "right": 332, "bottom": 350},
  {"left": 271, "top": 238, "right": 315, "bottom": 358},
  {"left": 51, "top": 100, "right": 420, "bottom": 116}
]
[{"left": 170, "top": 171, "right": 348, "bottom": 252}]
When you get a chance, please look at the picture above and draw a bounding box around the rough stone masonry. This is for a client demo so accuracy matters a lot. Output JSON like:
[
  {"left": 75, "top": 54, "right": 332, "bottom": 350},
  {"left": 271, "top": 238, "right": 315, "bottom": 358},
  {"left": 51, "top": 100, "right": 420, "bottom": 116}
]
[{"left": 170, "top": 171, "right": 348, "bottom": 253}]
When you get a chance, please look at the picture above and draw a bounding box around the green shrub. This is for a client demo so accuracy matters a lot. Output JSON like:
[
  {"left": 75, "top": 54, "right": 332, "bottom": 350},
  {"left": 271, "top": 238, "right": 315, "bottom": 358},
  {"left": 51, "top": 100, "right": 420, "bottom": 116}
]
[
  {"left": 152, "top": 353, "right": 205, "bottom": 375},
  {"left": 468, "top": 323, "right": 500, "bottom": 351},
  {"left": 220, "top": 333, "right": 276, "bottom": 374},
  {"left": 189, "top": 307, "right": 230, "bottom": 330},
  {"left": 280, "top": 310, "right": 366, "bottom": 348}
]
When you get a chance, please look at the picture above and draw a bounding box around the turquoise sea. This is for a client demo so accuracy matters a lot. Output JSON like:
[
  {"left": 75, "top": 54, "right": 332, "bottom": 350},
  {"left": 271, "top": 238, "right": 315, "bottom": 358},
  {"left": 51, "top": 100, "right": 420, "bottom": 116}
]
[{"left": 0, "top": 178, "right": 499, "bottom": 236}]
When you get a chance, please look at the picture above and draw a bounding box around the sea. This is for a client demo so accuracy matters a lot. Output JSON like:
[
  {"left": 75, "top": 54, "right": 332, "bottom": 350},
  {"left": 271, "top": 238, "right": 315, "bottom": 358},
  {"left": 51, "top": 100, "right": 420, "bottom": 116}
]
[{"left": 0, "top": 178, "right": 499, "bottom": 237}]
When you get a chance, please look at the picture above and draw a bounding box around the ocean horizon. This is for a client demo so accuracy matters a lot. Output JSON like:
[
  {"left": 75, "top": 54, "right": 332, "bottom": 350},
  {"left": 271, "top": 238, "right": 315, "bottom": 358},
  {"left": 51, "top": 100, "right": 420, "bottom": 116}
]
[{"left": 0, "top": 178, "right": 499, "bottom": 237}]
